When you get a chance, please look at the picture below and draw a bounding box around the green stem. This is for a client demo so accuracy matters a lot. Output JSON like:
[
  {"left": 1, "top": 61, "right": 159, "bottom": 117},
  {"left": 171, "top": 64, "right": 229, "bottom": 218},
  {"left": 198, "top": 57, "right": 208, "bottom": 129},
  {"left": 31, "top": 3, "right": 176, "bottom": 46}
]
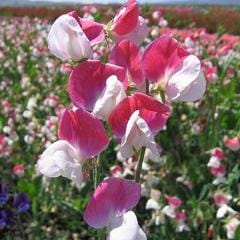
[
  {"left": 94, "top": 154, "right": 101, "bottom": 190},
  {"left": 134, "top": 147, "right": 146, "bottom": 183}
]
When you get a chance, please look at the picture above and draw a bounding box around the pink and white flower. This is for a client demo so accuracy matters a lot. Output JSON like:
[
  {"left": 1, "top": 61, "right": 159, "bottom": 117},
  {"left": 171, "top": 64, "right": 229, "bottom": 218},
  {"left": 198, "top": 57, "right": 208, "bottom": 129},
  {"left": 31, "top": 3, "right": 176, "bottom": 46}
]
[
  {"left": 162, "top": 195, "right": 182, "bottom": 219},
  {"left": 68, "top": 60, "right": 127, "bottom": 120},
  {"left": 226, "top": 217, "right": 240, "bottom": 239},
  {"left": 37, "top": 108, "right": 109, "bottom": 186},
  {"left": 224, "top": 137, "right": 240, "bottom": 151},
  {"left": 84, "top": 177, "right": 146, "bottom": 240},
  {"left": 109, "top": 93, "right": 170, "bottom": 158},
  {"left": 110, "top": 39, "right": 144, "bottom": 86},
  {"left": 142, "top": 35, "right": 206, "bottom": 102},
  {"left": 207, "top": 148, "right": 224, "bottom": 168},
  {"left": 213, "top": 191, "right": 236, "bottom": 218},
  {"left": 48, "top": 13, "right": 93, "bottom": 61}
]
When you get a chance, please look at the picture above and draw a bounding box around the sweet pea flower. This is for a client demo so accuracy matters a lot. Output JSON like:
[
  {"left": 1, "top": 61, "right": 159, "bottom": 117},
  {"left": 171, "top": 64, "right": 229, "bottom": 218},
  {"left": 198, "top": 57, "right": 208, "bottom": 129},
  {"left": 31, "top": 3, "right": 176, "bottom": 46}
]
[
  {"left": 162, "top": 195, "right": 182, "bottom": 219},
  {"left": 207, "top": 148, "right": 225, "bottom": 168},
  {"left": 213, "top": 191, "right": 236, "bottom": 218},
  {"left": 224, "top": 137, "right": 240, "bottom": 151},
  {"left": 12, "top": 164, "right": 25, "bottom": 176},
  {"left": 48, "top": 13, "right": 93, "bottom": 61},
  {"left": 175, "top": 211, "right": 190, "bottom": 232},
  {"left": 110, "top": 39, "right": 145, "bottom": 87},
  {"left": 110, "top": 0, "right": 147, "bottom": 44},
  {"left": 37, "top": 108, "right": 109, "bottom": 186},
  {"left": 210, "top": 164, "right": 227, "bottom": 185},
  {"left": 111, "top": 0, "right": 139, "bottom": 36},
  {"left": 109, "top": 93, "right": 170, "bottom": 159},
  {"left": 112, "top": 17, "right": 148, "bottom": 45},
  {"left": 68, "top": 60, "right": 127, "bottom": 121},
  {"left": 226, "top": 217, "right": 240, "bottom": 239},
  {"left": 84, "top": 177, "right": 146, "bottom": 240},
  {"left": 0, "top": 184, "right": 8, "bottom": 204},
  {"left": 142, "top": 35, "right": 206, "bottom": 102}
]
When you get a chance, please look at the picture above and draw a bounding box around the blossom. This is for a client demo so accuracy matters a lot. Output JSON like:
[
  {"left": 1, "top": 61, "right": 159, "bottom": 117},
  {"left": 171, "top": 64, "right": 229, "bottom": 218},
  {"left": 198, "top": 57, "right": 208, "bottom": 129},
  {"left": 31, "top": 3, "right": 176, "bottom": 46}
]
[
  {"left": 210, "top": 164, "right": 227, "bottom": 185},
  {"left": 47, "top": 13, "right": 93, "bottom": 61},
  {"left": 109, "top": 93, "right": 170, "bottom": 158},
  {"left": 224, "top": 137, "right": 240, "bottom": 151},
  {"left": 37, "top": 108, "right": 109, "bottom": 186},
  {"left": 142, "top": 35, "right": 206, "bottom": 102},
  {"left": 207, "top": 148, "right": 224, "bottom": 168},
  {"left": 213, "top": 192, "right": 236, "bottom": 218},
  {"left": 68, "top": 60, "right": 127, "bottom": 120},
  {"left": 226, "top": 217, "right": 240, "bottom": 239},
  {"left": 111, "top": 0, "right": 139, "bottom": 36},
  {"left": 162, "top": 195, "right": 182, "bottom": 219},
  {"left": 84, "top": 177, "right": 146, "bottom": 240},
  {"left": 109, "top": 39, "right": 144, "bottom": 86}
]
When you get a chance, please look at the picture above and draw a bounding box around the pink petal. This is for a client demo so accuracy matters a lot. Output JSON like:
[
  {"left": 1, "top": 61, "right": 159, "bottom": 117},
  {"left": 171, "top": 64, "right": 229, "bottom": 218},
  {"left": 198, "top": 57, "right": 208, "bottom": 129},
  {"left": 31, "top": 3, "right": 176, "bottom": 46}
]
[
  {"left": 84, "top": 177, "right": 141, "bottom": 229},
  {"left": 112, "top": 16, "right": 148, "bottom": 45},
  {"left": 112, "top": 0, "right": 139, "bottom": 35},
  {"left": 68, "top": 60, "right": 127, "bottom": 111},
  {"left": 109, "top": 92, "right": 170, "bottom": 139},
  {"left": 109, "top": 40, "right": 144, "bottom": 86},
  {"left": 58, "top": 108, "right": 109, "bottom": 158},
  {"left": 142, "top": 35, "right": 189, "bottom": 83},
  {"left": 70, "top": 11, "right": 105, "bottom": 45}
]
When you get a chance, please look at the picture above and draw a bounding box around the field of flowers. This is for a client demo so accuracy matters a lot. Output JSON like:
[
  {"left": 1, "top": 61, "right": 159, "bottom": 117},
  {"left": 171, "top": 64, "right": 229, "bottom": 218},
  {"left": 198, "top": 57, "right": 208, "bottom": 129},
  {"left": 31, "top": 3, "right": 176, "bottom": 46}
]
[{"left": 0, "top": 2, "right": 240, "bottom": 240}]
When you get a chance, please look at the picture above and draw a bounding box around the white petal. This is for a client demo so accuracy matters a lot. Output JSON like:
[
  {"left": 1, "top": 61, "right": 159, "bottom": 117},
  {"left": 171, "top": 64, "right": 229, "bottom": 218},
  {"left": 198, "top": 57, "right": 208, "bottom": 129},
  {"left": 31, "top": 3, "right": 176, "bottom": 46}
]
[
  {"left": 207, "top": 156, "right": 221, "bottom": 168},
  {"left": 166, "top": 55, "right": 206, "bottom": 102},
  {"left": 119, "top": 110, "right": 159, "bottom": 159},
  {"left": 37, "top": 140, "right": 83, "bottom": 187},
  {"left": 162, "top": 206, "right": 176, "bottom": 218},
  {"left": 48, "top": 14, "right": 93, "bottom": 61},
  {"left": 146, "top": 199, "right": 160, "bottom": 210},
  {"left": 93, "top": 75, "right": 126, "bottom": 120},
  {"left": 107, "top": 211, "right": 147, "bottom": 240}
]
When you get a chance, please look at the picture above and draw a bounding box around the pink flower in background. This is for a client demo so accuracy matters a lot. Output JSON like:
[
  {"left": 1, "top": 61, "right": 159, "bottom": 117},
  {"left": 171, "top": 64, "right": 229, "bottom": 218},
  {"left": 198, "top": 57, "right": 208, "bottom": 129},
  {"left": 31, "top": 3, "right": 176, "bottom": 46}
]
[
  {"left": 68, "top": 60, "right": 127, "bottom": 120},
  {"left": 12, "top": 164, "right": 25, "bottom": 177},
  {"left": 224, "top": 137, "right": 240, "bottom": 151},
  {"left": 84, "top": 177, "right": 146, "bottom": 240},
  {"left": 142, "top": 35, "right": 206, "bottom": 102},
  {"left": 226, "top": 218, "right": 240, "bottom": 239},
  {"left": 109, "top": 93, "right": 170, "bottom": 158},
  {"left": 47, "top": 13, "right": 93, "bottom": 61},
  {"left": 162, "top": 195, "right": 182, "bottom": 218},
  {"left": 210, "top": 164, "right": 226, "bottom": 185},
  {"left": 207, "top": 148, "right": 224, "bottom": 168},
  {"left": 175, "top": 211, "right": 190, "bottom": 232},
  {"left": 213, "top": 191, "right": 236, "bottom": 218}
]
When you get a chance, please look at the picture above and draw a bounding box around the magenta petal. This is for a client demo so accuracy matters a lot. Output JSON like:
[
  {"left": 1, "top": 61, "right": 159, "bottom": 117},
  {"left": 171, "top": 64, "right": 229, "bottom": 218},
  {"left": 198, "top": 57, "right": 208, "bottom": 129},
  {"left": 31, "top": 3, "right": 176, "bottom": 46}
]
[
  {"left": 110, "top": 40, "right": 144, "bottom": 86},
  {"left": 84, "top": 177, "right": 141, "bottom": 229},
  {"left": 70, "top": 11, "right": 105, "bottom": 45},
  {"left": 112, "top": 0, "right": 139, "bottom": 35},
  {"left": 109, "top": 92, "right": 170, "bottom": 139},
  {"left": 79, "top": 18, "right": 105, "bottom": 45},
  {"left": 68, "top": 60, "right": 127, "bottom": 111},
  {"left": 142, "top": 35, "right": 189, "bottom": 83},
  {"left": 58, "top": 108, "right": 109, "bottom": 158}
]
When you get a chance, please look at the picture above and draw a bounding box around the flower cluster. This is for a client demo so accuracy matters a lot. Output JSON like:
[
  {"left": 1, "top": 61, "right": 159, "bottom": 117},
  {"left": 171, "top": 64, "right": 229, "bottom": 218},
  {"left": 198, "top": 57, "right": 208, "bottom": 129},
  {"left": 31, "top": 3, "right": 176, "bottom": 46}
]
[{"left": 36, "top": 0, "right": 207, "bottom": 239}]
